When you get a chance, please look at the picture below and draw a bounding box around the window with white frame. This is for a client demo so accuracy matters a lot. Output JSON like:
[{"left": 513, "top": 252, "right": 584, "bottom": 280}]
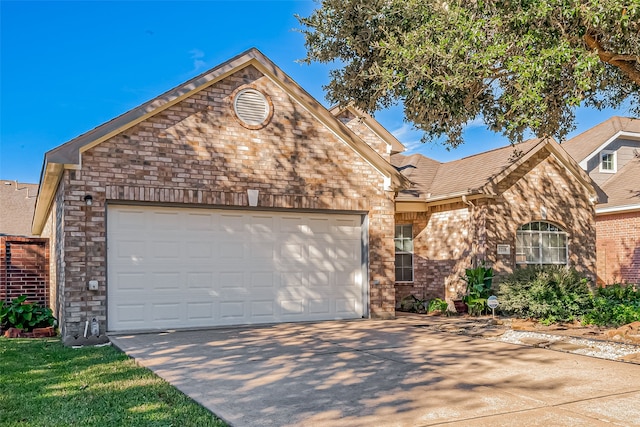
[
  {"left": 515, "top": 221, "right": 568, "bottom": 266},
  {"left": 599, "top": 150, "right": 617, "bottom": 173},
  {"left": 394, "top": 224, "right": 413, "bottom": 282}
]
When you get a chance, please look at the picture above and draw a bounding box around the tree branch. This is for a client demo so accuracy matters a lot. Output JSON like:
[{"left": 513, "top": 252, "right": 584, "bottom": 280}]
[{"left": 583, "top": 33, "right": 640, "bottom": 86}]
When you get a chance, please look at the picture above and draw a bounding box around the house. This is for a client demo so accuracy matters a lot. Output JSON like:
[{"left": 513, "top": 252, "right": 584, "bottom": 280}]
[
  {"left": 562, "top": 117, "right": 640, "bottom": 285},
  {"left": 0, "top": 180, "right": 49, "bottom": 307},
  {"left": 391, "top": 137, "right": 598, "bottom": 302},
  {"left": 31, "top": 49, "right": 598, "bottom": 339}
]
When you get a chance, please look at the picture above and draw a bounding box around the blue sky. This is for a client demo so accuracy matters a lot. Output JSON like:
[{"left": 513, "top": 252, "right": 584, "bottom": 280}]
[{"left": 0, "top": 1, "right": 635, "bottom": 184}]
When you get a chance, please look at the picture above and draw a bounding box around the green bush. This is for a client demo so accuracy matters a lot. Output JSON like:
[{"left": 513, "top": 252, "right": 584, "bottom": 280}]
[
  {"left": 583, "top": 284, "right": 640, "bottom": 327},
  {"left": 427, "top": 298, "right": 449, "bottom": 313},
  {"left": 462, "top": 263, "right": 493, "bottom": 316},
  {"left": 0, "top": 295, "right": 57, "bottom": 331},
  {"left": 497, "top": 265, "right": 593, "bottom": 323}
]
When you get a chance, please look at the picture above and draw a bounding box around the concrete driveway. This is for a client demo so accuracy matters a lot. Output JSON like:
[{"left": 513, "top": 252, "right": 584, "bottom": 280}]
[{"left": 110, "top": 317, "right": 640, "bottom": 426}]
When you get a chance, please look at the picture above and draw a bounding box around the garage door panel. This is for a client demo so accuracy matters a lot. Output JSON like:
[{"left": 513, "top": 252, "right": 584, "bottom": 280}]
[
  {"left": 250, "top": 300, "right": 275, "bottom": 317},
  {"left": 114, "top": 303, "right": 146, "bottom": 324},
  {"left": 113, "top": 272, "right": 147, "bottom": 291},
  {"left": 187, "top": 302, "right": 214, "bottom": 320},
  {"left": 219, "top": 241, "right": 244, "bottom": 259},
  {"left": 152, "top": 303, "right": 181, "bottom": 322},
  {"left": 220, "top": 301, "right": 246, "bottom": 319},
  {"left": 151, "top": 272, "right": 182, "bottom": 291},
  {"left": 186, "top": 272, "right": 214, "bottom": 289},
  {"left": 187, "top": 241, "right": 214, "bottom": 258},
  {"left": 185, "top": 212, "right": 215, "bottom": 230},
  {"left": 107, "top": 206, "right": 365, "bottom": 331},
  {"left": 309, "top": 299, "right": 330, "bottom": 314},
  {"left": 336, "top": 298, "right": 359, "bottom": 314}
]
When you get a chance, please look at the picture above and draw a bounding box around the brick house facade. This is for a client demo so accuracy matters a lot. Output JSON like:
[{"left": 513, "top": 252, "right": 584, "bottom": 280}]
[
  {"left": 392, "top": 139, "right": 597, "bottom": 303},
  {"left": 562, "top": 117, "right": 640, "bottom": 285},
  {"left": 32, "top": 49, "right": 409, "bottom": 338},
  {"left": 31, "top": 49, "right": 599, "bottom": 339}
]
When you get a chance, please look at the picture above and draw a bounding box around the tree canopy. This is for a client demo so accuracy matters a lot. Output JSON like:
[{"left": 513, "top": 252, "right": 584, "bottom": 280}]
[{"left": 298, "top": 0, "right": 640, "bottom": 147}]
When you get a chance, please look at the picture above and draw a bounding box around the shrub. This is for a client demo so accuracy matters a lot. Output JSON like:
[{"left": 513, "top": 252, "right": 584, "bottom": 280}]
[
  {"left": 462, "top": 263, "right": 493, "bottom": 316},
  {"left": 427, "top": 298, "right": 449, "bottom": 313},
  {"left": 0, "top": 295, "right": 56, "bottom": 331},
  {"left": 583, "top": 284, "right": 640, "bottom": 327},
  {"left": 497, "top": 265, "right": 593, "bottom": 323}
]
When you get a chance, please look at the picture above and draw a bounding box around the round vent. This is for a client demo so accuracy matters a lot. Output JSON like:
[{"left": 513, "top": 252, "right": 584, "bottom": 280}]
[{"left": 233, "top": 89, "right": 270, "bottom": 126}]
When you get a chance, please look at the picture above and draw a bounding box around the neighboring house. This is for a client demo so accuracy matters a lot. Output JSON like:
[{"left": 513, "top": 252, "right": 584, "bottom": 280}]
[
  {"left": 31, "top": 49, "right": 598, "bottom": 339},
  {"left": 391, "top": 138, "right": 597, "bottom": 302},
  {"left": 0, "top": 180, "right": 49, "bottom": 306},
  {"left": 562, "top": 117, "right": 640, "bottom": 285}
]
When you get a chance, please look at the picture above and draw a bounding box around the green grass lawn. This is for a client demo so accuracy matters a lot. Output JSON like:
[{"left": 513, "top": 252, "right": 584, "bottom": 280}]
[{"left": 0, "top": 338, "right": 227, "bottom": 427}]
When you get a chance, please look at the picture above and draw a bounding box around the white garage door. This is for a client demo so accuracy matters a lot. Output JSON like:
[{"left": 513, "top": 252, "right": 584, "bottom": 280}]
[{"left": 107, "top": 205, "right": 365, "bottom": 331}]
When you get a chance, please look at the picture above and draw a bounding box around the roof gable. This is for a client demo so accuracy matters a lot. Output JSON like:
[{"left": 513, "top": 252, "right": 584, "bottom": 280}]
[
  {"left": 598, "top": 157, "right": 640, "bottom": 212},
  {"left": 394, "top": 138, "right": 596, "bottom": 205},
  {"left": 0, "top": 180, "right": 38, "bottom": 237},
  {"left": 33, "top": 48, "right": 409, "bottom": 235},
  {"left": 561, "top": 116, "right": 640, "bottom": 164}
]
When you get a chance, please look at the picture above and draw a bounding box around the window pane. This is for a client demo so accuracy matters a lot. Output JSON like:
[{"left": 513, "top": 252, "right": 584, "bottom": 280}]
[
  {"left": 395, "top": 240, "right": 403, "bottom": 252},
  {"left": 559, "top": 247, "right": 567, "bottom": 264},
  {"left": 542, "top": 245, "right": 551, "bottom": 263},
  {"left": 395, "top": 225, "right": 403, "bottom": 238},
  {"left": 403, "top": 239, "right": 413, "bottom": 252},
  {"left": 516, "top": 222, "right": 567, "bottom": 266}
]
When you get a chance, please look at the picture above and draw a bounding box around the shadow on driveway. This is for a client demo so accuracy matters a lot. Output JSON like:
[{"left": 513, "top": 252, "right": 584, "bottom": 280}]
[{"left": 110, "top": 317, "right": 640, "bottom": 426}]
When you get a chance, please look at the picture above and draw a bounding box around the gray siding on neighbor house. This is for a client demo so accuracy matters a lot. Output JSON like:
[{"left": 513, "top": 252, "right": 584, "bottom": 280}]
[{"left": 585, "top": 138, "right": 640, "bottom": 187}]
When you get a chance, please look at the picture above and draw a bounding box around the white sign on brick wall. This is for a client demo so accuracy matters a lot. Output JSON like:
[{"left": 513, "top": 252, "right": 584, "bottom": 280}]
[{"left": 497, "top": 244, "right": 510, "bottom": 255}]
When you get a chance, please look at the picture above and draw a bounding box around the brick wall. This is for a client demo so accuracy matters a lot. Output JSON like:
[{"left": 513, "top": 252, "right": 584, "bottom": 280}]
[
  {"left": 595, "top": 212, "right": 640, "bottom": 284},
  {"left": 394, "top": 148, "right": 597, "bottom": 304},
  {"left": 395, "top": 202, "right": 473, "bottom": 303},
  {"left": 54, "top": 64, "right": 396, "bottom": 336},
  {"left": 0, "top": 236, "right": 49, "bottom": 306},
  {"left": 488, "top": 151, "right": 597, "bottom": 283},
  {"left": 335, "top": 109, "right": 390, "bottom": 160}
]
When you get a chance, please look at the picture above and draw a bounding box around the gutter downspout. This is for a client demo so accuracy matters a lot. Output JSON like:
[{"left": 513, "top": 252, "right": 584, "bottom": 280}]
[{"left": 462, "top": 195, "right": 479, "bottom": 267}]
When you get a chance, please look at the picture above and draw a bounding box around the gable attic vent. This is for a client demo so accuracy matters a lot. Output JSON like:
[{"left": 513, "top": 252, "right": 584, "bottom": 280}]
[{"left": 234, "top": 89, "right": 270, "bottom": 126}]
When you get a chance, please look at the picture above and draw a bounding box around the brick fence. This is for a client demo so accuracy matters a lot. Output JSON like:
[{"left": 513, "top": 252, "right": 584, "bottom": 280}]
[{"left": 0, "top": 236, "right": 49, "bottom": 306}]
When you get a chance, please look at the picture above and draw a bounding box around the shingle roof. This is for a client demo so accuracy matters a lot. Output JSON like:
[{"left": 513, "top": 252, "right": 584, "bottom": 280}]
[
  {"left": 0, "top": 180, "right": 39, "bottom": 236},
  {"left": 392, "top": 138, "right": 544, "bottom": 201},
  {"left": 561, "top": 116, "right": 640, "bottom": 162},
  {"left": 599, "top": 158, "right": 640, "bottom": 209}
]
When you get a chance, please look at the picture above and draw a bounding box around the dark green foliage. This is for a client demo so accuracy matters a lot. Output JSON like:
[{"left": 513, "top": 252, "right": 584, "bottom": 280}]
[
  {"left": 583, "top": 284, "right": 640, "bottom": 327},
  {"left": 299, "top": 0, "right": 640, "bottom": 148},
  {"left": 0, "top": 295, "right": 56, "bottom": 331},
  {"left": 497, "top": 266, "right": 593, "bottom": 323},
  {"left": 463, "top": 263, "right": 493, "bottom": 316}
]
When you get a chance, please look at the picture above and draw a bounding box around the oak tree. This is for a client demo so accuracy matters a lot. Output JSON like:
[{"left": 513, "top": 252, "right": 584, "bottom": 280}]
[{"left": 299, "top": 0, "right": 640, "bottom": 146}]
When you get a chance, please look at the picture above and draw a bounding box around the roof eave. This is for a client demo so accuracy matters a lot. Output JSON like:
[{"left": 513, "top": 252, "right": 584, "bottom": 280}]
[
  {"left": 596, "top": 204, "right": 640, "bottom": 215},
  {"left": 31, "top": 161, "right": 64, "bottom": 236},
  {"left": 329, "top": 104, "right": 406, "bottom": 154}
]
